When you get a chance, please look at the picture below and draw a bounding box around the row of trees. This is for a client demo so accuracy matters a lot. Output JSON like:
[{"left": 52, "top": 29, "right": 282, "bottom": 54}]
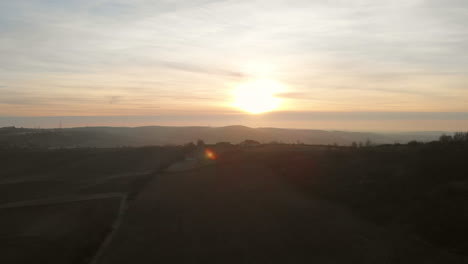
[
  {"left": 155, "top": 133, "right": 468, "bottom": 150},
  {"left": 350, "top": 139, "right": 373, "bottom": 148},
  {"left": 439, "top": 132, "right": 468, "bottom": 143}
]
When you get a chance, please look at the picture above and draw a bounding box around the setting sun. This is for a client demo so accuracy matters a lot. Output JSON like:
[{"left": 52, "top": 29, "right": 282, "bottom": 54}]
[{"left": 232, "top": 79, "right": 286, "bottom": 114}]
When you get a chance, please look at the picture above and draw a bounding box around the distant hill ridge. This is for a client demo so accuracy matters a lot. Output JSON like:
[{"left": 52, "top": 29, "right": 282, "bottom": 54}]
[{"left": 0, "top": 125, "right": 443, "bottom": 148}]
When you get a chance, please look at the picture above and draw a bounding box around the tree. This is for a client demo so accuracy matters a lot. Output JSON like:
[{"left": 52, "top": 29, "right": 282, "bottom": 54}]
[
  {"left": 240, "top": 139, "right": 260, "bottom": 147},
  {"left": 439, "top": 134, "right": 453, "bottom": 143},
  {"left": 453, "top": 132, "right": 468, "bottom": 142},
  {"left": 184, "top": 142, "right": 196, "bottom": 150},
  {"left": 196, "top": 139, "right": 205, "bottom": 147},
  {"left": 351, "top": 141, "right": 358, "bottom": 148},
  {"left": 365, "top": 138, "right": 372, "bottom": 147},
  {"left": 408, "top": 140, "right": 422, "bottom": 146}
]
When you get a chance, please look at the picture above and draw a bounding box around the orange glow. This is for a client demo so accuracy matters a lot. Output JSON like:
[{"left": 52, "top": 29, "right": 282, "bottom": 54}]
[
  {"left": 231, "top": 79, "right": 286, "bottom": 114},
  {"left": 205, "top": 148, "right": 217, "bottom": 160}
]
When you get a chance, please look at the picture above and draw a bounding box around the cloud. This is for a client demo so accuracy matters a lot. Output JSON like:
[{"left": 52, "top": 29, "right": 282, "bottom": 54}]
[
  {"left": 0, "top": 92, "right": 102, "bottom": 106},
  {"left": 109, "top": 96, "right": 121, "bottom": 104},
  {"left": 158, "top": 61, "right": 246, "bottom": 78},
  {"left": 1, "top": 0, "right": 468, "bottom": 117}
]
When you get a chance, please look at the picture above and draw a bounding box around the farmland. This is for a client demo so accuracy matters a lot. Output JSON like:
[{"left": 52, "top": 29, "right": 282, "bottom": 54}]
[
  {"left": 0, "top": 146, "right": 187, "bottom": 264},
  {"left": 96, "top": 143, "right": 468, "bottom": 263},
  {"left": 1, "top": 141, "right": 467, "bottom": 263}
]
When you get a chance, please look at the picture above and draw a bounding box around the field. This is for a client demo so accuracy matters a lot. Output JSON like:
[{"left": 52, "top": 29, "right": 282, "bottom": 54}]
[
  {"left": 0, "top": 146, "right": 188, "bottom": 264},
  {"left": 1, "top": 142, "right": 467, "bottom": 263},
  {"left": 254, "top": 143, "right": 468, "bottom": 256},
  {"left": 96, "top": 143, "right": 468, "bottom": 263},
  {"left": 0, "top": 198, "right": 121, "bottom": 264}
]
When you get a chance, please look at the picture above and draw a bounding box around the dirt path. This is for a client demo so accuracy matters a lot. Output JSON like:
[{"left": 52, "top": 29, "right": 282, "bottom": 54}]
[{"left": 97, "top": 159, "right": 465, "bottom": 264}]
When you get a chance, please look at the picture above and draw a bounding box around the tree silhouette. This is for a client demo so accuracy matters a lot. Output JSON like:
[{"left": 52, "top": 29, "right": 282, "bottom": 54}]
[
  {"left": 439, "top": 134, "right": 453, "bottom": 143},
  {"left": 196, "top": 139, "right": 205, "bottom": 147}
]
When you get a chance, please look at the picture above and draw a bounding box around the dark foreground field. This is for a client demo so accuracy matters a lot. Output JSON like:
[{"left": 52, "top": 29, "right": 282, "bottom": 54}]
[
  {"left": 1, "top": 142, "right": 467, "bottom": 263},
  {"left": 0, "top": 198, "right": 121, "bottom": 264},
  {"left": 96, "top": 143, "right": 468, "bottom": 264},
  {"left": 0, "top": 146, "right": 187, "bottom": 264}
]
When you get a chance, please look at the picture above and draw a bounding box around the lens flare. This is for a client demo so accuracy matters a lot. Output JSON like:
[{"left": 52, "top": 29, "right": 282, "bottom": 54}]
[{"left": 205, "top": 148, "right": 217, "bottom": 160}]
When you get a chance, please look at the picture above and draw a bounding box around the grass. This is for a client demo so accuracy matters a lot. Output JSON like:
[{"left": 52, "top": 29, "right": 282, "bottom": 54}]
[{"left": 0, "top": 198, "right": 121, "bottom": 264}]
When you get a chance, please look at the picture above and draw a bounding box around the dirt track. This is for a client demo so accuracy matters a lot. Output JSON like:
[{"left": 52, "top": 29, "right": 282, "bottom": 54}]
[{"left": 97, "top": 157, "right": 465, "bottom": 264}]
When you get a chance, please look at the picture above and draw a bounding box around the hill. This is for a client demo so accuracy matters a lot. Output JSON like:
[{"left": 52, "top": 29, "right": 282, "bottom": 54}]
[{"left": 0, "top": 125, "right": 442, "bottom": 148}]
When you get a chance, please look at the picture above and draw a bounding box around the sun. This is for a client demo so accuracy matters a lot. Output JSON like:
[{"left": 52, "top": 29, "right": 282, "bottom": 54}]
[{"left": 232, "top": 79, "right": 286, "bottom": 114}]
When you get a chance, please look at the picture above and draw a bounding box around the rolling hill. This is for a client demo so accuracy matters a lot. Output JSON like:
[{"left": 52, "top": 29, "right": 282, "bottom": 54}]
[{"left": 0, "top": 125, "right": 443, "bottom": 148}]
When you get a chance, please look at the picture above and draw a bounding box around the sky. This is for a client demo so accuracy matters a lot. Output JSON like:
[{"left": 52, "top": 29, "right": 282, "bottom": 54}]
[{"left": 1, "top": 0, "right": 468, "bottom": 131}]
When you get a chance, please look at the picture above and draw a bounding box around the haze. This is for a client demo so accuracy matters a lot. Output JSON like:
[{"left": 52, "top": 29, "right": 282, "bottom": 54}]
[{"left": 1, "top": 0, "right": 468, "bottom": 131}]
